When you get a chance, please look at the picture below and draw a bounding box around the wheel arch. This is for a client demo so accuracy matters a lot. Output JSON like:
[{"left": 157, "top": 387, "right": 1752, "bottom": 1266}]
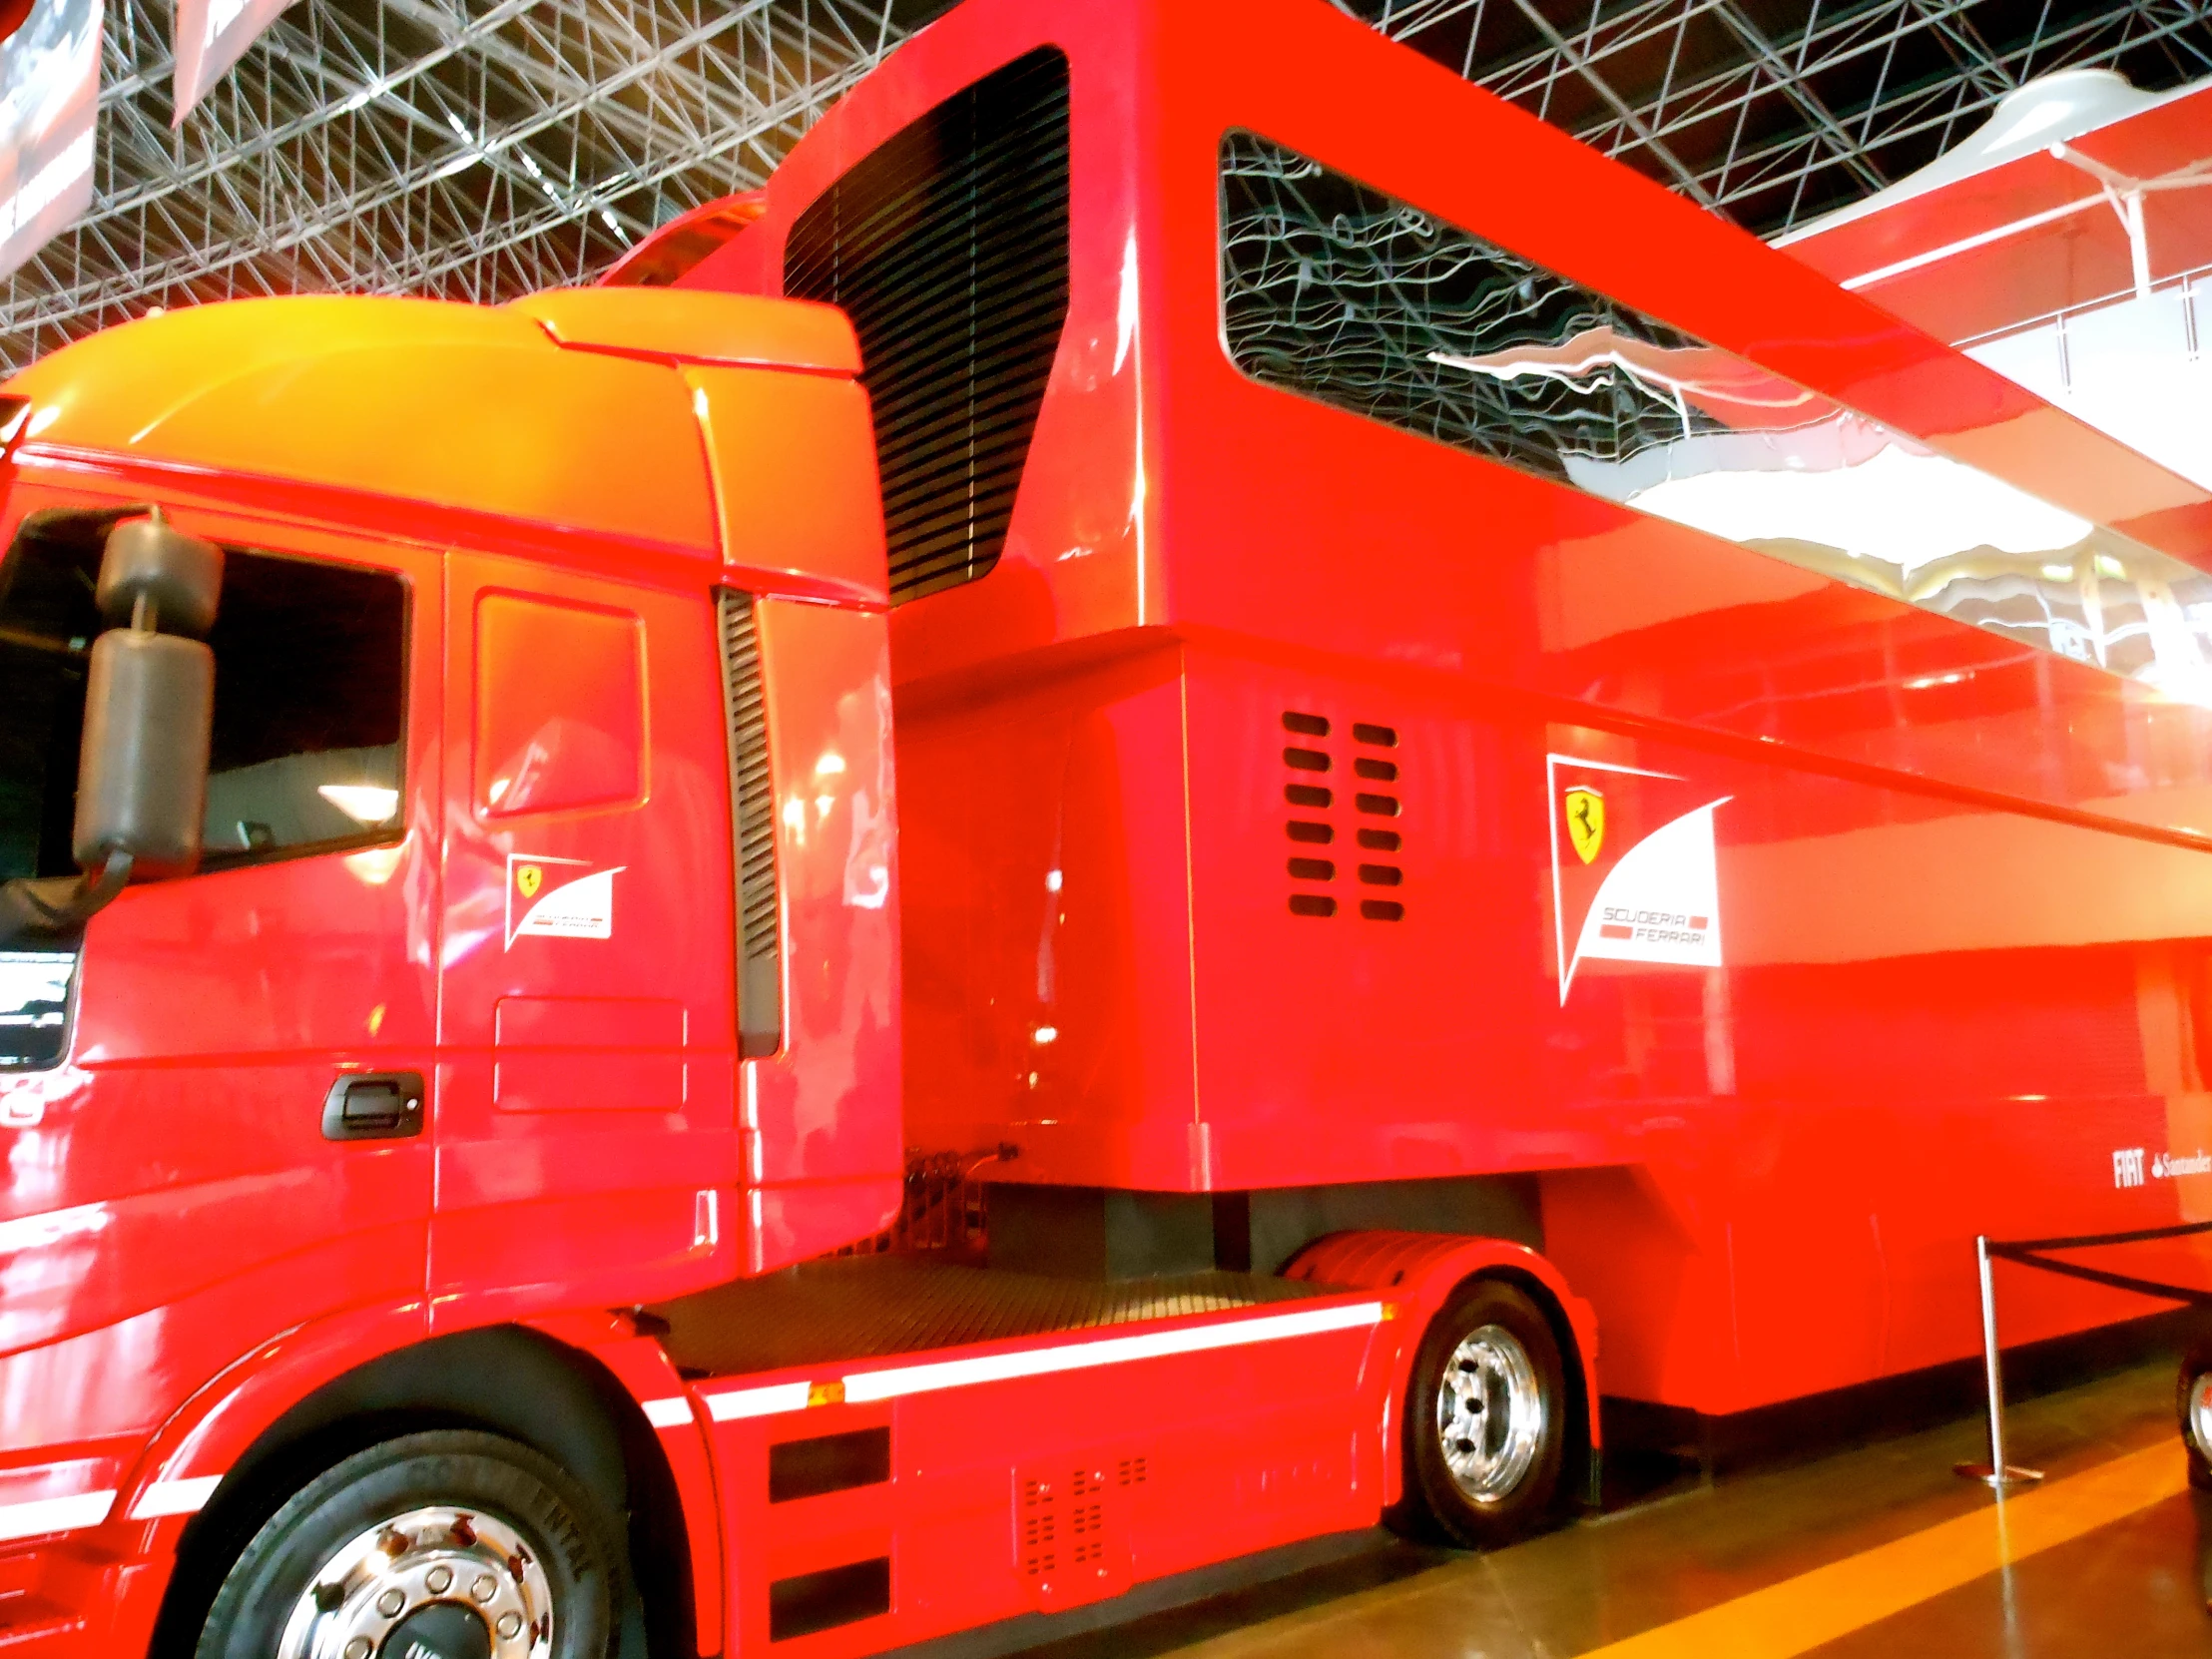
[
  {"left": 141, "top": 1318, "right": 714, "bottom": 1659},
  {"left": 1285, "top": 1230, "right": 1601, "bottom": 1512},
  {"left": 1469, "top": 1261, "right": 1597, "bottom": 1511}
]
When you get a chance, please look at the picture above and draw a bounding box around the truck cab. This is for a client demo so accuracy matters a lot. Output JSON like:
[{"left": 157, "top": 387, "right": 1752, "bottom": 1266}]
[{"left": 0, "top": 286, "right": 922, "bottom": 1652}]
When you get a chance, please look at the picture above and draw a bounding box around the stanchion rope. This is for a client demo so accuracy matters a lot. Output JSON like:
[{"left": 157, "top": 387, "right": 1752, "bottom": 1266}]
[{"left": 1986, "top": 1217, "right": 2212, "bottom": 1309}]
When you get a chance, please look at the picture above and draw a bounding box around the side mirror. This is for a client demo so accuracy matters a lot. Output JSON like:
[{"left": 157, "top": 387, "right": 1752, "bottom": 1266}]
[
  {"left": 95, "top": 509, "right": 224, "bottom": 637},
  {"left": 72, "top": 512, "right": 223, "bottom": 881}
]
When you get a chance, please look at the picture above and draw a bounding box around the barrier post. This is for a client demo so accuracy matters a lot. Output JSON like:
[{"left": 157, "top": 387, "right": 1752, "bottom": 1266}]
[{"left": 1955, "top": 1234, "right": 2044, "bottom": 1489}]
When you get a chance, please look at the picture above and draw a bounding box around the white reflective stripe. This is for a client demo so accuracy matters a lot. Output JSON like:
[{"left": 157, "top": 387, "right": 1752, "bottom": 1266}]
[
  {"left": 702, "top": 1381, "right": 812, "bottom": 1421},
  {"left": 841, "top": 1301, "right": 1385, "bottom": 1405},
  {"left": 641, "top": 1396, "right": 695, "bottom": 1429},
  {"left": 130, "top": 1475, "right": 223, "bottom": 1519},
  {"left": 0, "top": 1489, "right": 116, "bottom": 1542}
]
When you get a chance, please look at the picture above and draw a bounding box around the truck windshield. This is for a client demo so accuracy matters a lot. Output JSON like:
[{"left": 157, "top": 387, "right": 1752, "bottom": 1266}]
[{"left": 0, "top": 512, "right": 407, "bottom": 1068}]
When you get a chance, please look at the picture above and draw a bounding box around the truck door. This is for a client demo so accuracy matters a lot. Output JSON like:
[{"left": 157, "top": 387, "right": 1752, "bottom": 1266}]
[
  {"left": 432, "top": 552, "right": 742, "bottom": 1324},
  {"left": 0, "top": 503, "right": 438, "bottom": 1458}
]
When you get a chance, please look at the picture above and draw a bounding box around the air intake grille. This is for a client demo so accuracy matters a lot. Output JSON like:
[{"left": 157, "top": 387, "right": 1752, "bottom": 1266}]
[
  {"left": 1282, "top": 712, "right": 1337, "bottom": 918},
  {"left": 1352, "top": 723, "right": 1404, "bottom": 920},
  {"left": 718, "top": 590, "right": 782, "bottom": 1054},
  {"left": 784, "top": 47, "right": 1071, "bottom": 605},
  {"left": 1281, "top": 711, "right": 1403, "bottom": 921}
]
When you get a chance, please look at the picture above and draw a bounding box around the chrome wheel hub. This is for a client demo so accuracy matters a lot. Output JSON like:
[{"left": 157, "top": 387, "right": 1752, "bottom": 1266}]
[
  {"left": 276, "top": 1505, "right": 554, "bottom": 1659},
  {"left": 1435, "top": 1324, "right": 1544, "bottom": 1504},
  {"left": 2189, "top": 1372, "right": 2212, "bottom": 1460}
]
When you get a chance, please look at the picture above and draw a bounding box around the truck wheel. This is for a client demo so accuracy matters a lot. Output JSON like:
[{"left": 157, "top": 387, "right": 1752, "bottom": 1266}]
[
  {"left": 195, "top": 1429, "right": 619, "bottom": 1659},
  {"left": 1395, "top": 1279, "right": 1568, "bottom": 1549},
  {"left": 2178, "top": 1341, "right": 2212, "bottom": 1491}
]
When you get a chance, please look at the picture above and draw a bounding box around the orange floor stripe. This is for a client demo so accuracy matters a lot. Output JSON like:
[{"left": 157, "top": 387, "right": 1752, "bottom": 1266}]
[{"left": 1579, "top": 1441, "right": 2190, "bottom": 1658}]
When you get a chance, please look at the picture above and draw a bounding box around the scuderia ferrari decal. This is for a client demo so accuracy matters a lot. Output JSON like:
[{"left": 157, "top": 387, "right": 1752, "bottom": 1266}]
[
  {"left": 505, "top": 853, "right": 627, "bottom": 948},
  {"left": 1547, "top": 755, "right": 1731, "bottom": 1003}
]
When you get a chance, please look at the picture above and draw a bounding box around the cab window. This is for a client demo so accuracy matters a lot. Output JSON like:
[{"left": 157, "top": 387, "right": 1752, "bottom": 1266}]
[{"left": 0, "top": 510, "right": 408, "bottom": 883}]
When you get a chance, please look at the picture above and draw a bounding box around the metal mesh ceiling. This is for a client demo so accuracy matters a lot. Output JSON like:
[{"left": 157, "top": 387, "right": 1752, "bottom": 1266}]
[
  {"left": 1351, "top": 0, "right": 2212, "bottom": 235},
  {"left": 2, "top": 0, "right": 2208, "bottom": 374}
]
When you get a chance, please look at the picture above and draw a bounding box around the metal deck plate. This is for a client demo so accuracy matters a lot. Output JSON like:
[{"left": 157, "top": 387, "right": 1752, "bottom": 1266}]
[{"left": 650, "top": 1256, "right": 1340, "bottom": 1382}]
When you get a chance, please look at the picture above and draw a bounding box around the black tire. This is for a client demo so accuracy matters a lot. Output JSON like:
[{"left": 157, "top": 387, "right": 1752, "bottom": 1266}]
[
  {"left": 1390, "top": 1279, "right": 1569, "bottom": 1549},
  {"left": 2179, "top": 1341, "right": 2212, "bottom": 1492},
  {"left": 195, "top": 1429, "right": 621, "bottom": 1659}
]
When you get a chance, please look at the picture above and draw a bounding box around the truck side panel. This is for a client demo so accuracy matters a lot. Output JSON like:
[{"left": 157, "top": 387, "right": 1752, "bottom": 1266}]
[
  {"left": 433, "top": 551, "right": 745, "bottom": 1322},
  {"left": 700, "top": 1306, "right": 1392, "bottom": 1655}
]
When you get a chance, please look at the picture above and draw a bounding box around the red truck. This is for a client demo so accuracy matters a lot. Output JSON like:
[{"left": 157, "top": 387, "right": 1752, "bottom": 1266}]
[{"left": 7, "top": 1, "right": 2212, "bottom": 1655}]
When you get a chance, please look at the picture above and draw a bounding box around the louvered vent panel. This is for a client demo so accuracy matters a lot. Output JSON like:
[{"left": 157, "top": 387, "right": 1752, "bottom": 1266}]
[
  {"left": 1015, "top": 1459, "right": 1127, "bottom": 1608},
  {"left": 1019, "top": 1475, "right": 1058, "bottom": 1579},
  {"left": 1282, "top": 711, "right": 1337, "bottom": 917},
  {"left": 1281, "top": 712, "right": 1404, "bottom": 920},
  {"left": 785, "top": 48, "right": 1071, "bottom": 606},
  {"left": 718, "top": 589, "right": 783, "bottom": 1053},
  {"left": 1353, "top": 723, "right": 1404, "bottom": 920}
]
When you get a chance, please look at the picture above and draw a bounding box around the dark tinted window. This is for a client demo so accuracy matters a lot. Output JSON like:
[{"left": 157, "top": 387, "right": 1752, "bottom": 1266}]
[
  {"left": 1221, "top": 129, "right": 1709, "bottom": 484},
  {"left": 0, "top": 514, "right": 407, "bottom": 883},
  {"left": 201, "top": 554, "right": 406, "bottom": 861},
  {"left": 1219, "top": 130, "right": 2212, "bottom": 692},
  {"left": 785, "top": 47, "right": 1070, "bottom": 605},
  {"left": 0, "top": 513, "right": 97, "bottom": 885}
]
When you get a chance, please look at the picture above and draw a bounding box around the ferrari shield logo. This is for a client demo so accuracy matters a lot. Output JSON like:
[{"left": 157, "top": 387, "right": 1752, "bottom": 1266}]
[
  {"left": 1564, "top": 787, "right": 1604, "bottom": 864},
  {"left": 503, "top": 852, "right": 621, "bottom": 947},
  {"left": 1547, "top": 752, "right": 1732, "bottom": 1005}
]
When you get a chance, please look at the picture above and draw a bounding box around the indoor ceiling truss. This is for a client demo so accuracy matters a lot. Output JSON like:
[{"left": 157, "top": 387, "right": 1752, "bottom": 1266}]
[
  {"left": 0, "top": 0, "right": 916, "bottom": 370},
  {"left": 1, "top": 0, "right": 2209, "bottom": 374},
  {"left": 1363, "top": 0, "right": 2212, "bottom": 234}
]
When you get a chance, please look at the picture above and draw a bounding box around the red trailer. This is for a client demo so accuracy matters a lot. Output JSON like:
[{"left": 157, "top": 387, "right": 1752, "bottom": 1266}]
[{"left": 5, "top": 1, "right": 2212, "bottom": 1655}]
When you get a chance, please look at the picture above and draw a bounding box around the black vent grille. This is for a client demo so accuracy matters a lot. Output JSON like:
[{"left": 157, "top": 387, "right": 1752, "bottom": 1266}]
[
  {"left": 1353, "top": 723, "right": 1403, "bottom": 920},
  {"left": 785, "top": 47, "right": 1071, "bottom": 605},
  {"left": 768, "top": 1557, "right": 890, "bottom": 1642},
  {"left": 718, "top": 590, "right": 782, "bottom": 1053},
  {"left": 1281, "top": 711, "right": 1403, "bottom": 921},
  {"left": 1282, "top": 711, "right": 1337, "bottom": 918}
]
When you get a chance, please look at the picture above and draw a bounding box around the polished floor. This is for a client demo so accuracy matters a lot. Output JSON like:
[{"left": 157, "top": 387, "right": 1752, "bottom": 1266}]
[{"left": 1003, "top": 1359, "right": 2209, "bottom": 1659}]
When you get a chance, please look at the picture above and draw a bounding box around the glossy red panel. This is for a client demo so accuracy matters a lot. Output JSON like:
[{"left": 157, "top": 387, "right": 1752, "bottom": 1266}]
[
  {"left": 1, "top": 481, "right": 439, "bottom": 1464},
  {"left": 434, "top": 550, "right": 744, "bottom": 1321},
  {"left": 5, "top": 298, "right": 723, "bottom": 559},
  {"left": 475, "top": 593, "right": 646, "bottom": 817},
  {"left": 704, "top": 1307, "right": 1390, "bottom": 1656},
  {"left": 896, "top": 637, "right": 1194, "bottom": 1178},
  {"left": 1782, "top": 84, "right": 2212, "bottom": 341},
  {"left": 741, "top": 597, "right": 904, "bottom": 1265},
  {"left": 689, "top": 365, "right": 890, "bottom": 607},
  {"left": 511, "top": 285, "right": 859, "bottom": 374}
]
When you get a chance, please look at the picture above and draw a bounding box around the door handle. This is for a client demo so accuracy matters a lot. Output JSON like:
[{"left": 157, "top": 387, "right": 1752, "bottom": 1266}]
[{"left": 321, "top": 1071, "right": 426, "bottom": 1141}]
